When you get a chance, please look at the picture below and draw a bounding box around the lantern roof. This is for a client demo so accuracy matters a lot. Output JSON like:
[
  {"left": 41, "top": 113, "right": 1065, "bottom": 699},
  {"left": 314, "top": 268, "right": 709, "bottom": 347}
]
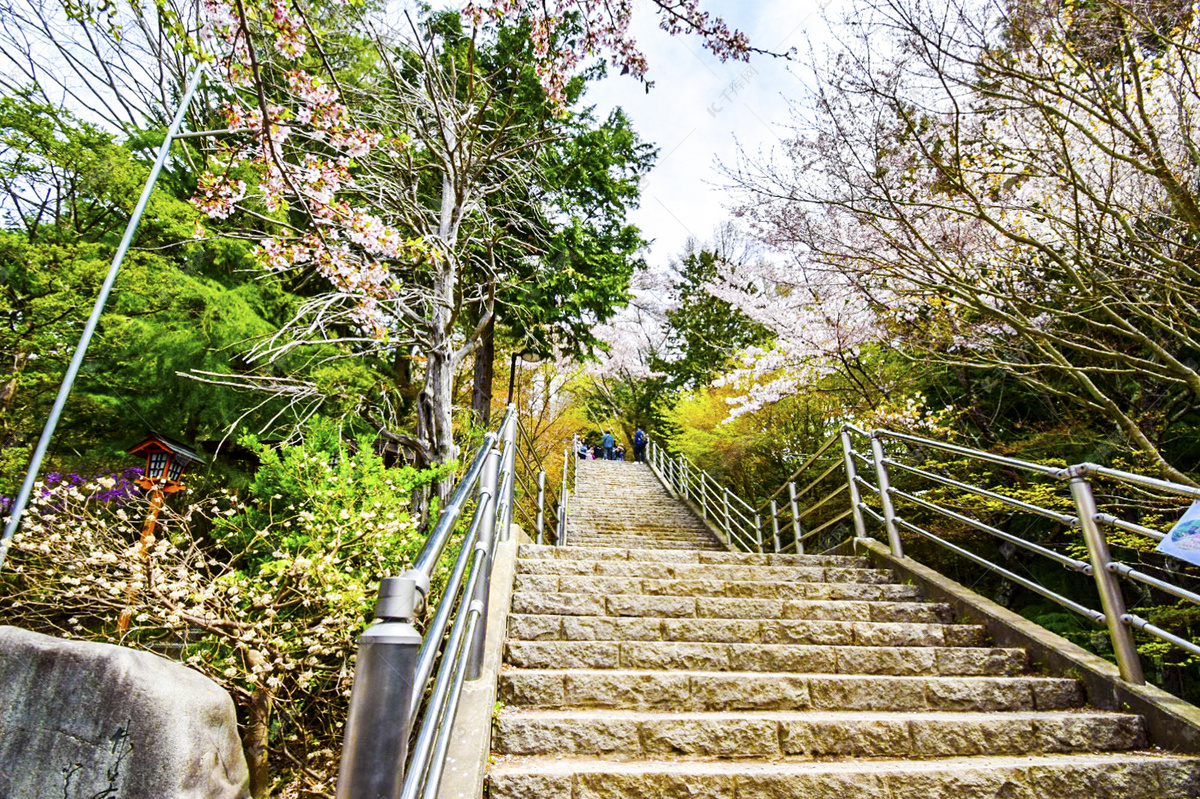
[{"left": 127, "top": 434, "right": 203, "bottom": 465}]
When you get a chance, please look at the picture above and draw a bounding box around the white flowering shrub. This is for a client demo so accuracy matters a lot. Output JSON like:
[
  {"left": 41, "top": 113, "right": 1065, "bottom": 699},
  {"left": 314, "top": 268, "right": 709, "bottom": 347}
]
[{"left": 0, "top": 420, "right": 455, "bottom": 797}]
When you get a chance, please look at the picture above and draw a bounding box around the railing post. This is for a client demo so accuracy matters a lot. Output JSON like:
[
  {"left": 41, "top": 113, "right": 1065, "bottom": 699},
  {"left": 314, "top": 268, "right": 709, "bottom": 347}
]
[
  {"left": 1068, "top": 472, "right": 1145, "bottom": 685},
  {"left": 723, "top": 490, "right": 733, "bottom": 546},
  {"left": 558, "top": 446, "right": 570, "bottom": 546},
  {"left": 336, "top": 576, "right": 422, "bottom": 799},
  {"left": 788, "top": 481, "right": 804, "bottom": 555},
  {"left": 536, "top": 469, "right": 546, "bottom": 545},
  {"left": 498, "top": 411, "right": 519, "bottom": 541},
  {"left": 754, "top": 512, "right": 763, "bottom": 554},
  {"left": 770, "top": 500, "right": 781, "bottom": 553},
  {"left": 870, "top": 433, "right": 904, "bottom": 558},
  {"left": 681, "top": 457, "right": 689, "bottom": 500},
  {"left": 841, "top": 428, "right": 868, "bottom": 539},
  {"left": 466, "top": 441, "right": 502, "bottom": 680},
  {"left": 701, "top": 474, "right": 709, "bottom": 520}
]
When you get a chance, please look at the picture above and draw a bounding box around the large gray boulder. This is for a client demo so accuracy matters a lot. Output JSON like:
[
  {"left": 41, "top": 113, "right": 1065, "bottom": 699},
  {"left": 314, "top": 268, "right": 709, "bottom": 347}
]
[{"left": 0, "top": 625, "right": 249, "bottom": 799}]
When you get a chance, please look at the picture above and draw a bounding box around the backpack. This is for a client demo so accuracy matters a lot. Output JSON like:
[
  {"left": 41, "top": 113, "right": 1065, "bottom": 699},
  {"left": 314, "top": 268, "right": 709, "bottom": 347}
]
[{"left": 634, "top": 429, "right": 645, "bottom": 445}]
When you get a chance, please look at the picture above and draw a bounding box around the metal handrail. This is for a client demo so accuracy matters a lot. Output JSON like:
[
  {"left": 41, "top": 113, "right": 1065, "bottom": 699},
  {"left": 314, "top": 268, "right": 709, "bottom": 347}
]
[
  {"left": 336, "top": 405, "right": 519, "bottom": 799},
  {"left": 555, "top": 438, "right": 578, "bottom": 546},
  {"left": 514, "top": 419, "right": 564, "bottom": 545},
  {"left": 760, "top": 433, "right": 844, "bottom": 509},
  {"left": 646, "top": 422, "right": 1200, "bottom": 692},
  {"left": 876, "top": 429, "right": 1066, "bottom": 479}
]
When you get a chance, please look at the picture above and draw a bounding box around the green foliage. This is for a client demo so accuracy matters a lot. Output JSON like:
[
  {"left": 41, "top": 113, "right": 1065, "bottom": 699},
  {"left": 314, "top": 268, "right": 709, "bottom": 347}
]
[
  {"left": 0, "top": 92, "right": 313, "bottom": 494},
  {"left": 655, "top": 243, "right": 774, "bottom": 390},
  {"left": 228, "top": 418, "right": 455, "bottom": 563},
  {"left": 1, "top": 418, "right": 457, "bottom": 794}
]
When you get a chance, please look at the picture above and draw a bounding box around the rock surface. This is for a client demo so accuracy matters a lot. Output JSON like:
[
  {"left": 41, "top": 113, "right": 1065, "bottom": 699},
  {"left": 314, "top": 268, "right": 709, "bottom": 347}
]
[
  {"left": 489, "top": 461, "right": 1200, "bottom": 798},
  {"left": 0, "top": 625, "right": 249, "bottom": 799}
]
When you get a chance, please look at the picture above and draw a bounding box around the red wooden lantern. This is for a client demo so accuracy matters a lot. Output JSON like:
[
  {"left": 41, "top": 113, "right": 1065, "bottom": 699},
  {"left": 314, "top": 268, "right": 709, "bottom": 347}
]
[
  {"left": 120, "top": 435, "right": 202, "bottom": 633},
  {"left": 127, "top": 436, "right": 200, "bottom": 494}
]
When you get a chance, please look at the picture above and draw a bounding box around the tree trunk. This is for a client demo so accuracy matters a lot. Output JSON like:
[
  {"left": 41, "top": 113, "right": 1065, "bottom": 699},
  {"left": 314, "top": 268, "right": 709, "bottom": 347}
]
[
  {"left": 392, "top": 346, "right": 417, "bottom": 420},
  {"left": 243, "top": 686, "right": 272, "bottom": 798},
  {"left": 416, "top": 337, "right": 459, "bottom": 511},
  {"left": 471, "top": 315, "right": 495, "bottom": 428}
]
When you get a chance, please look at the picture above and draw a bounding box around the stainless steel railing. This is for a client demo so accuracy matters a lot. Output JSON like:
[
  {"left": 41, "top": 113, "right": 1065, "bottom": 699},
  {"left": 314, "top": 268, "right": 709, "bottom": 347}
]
[
  {"left": 554, "top": 438, "right": 579, "bottom": 546},
  {"left": 649, "top": 425, "right": 1200, "bottom": 689},
  {"left": 509, "top": 421, "right": 579, "bottom": 546},
  {"left": 336, "top": 405, "right": 519, "bottom": 799}
]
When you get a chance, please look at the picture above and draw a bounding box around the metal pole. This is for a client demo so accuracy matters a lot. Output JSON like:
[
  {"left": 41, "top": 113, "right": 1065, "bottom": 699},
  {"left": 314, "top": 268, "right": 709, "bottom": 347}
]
[
  {"left": 336, "top": 578, "right": 422, "bottom": 799},
  {"left": 723, "top": 490, "right": 733, "bottom": 546},
  {"left": 870, "top": 434, "right": 904, "bottom": 558},
  {"left": 1069, "top": 474, "right": 1145, "bottom": 685},
  {"left": 558, "top": 446, "right": 570, "bottom": 546},
  {"left": 788, "top": 481, "right": 804, "bottom": 555},
  {"left": 466, "top": 442, "right": 502, "bottom": 680},
  {"left": 0, "top": 66, "right": 205, "bottom": 568},
  {"left": 680, "top": 457, "right": 688, "bottom": 500},
  {"left": 770, "top": 500, "right": 781, "bottom": 553},
  {"left": 841, "top": 428, "right": 868, "bottom": 539},
  {"left": 701, "top": 474, "right": 709, "bottom": 520},
  {"left": 506, "top": 352, "right": 519, "bottom": 405},
  {"left": 754, "top": 512, "right": 763, "bottom": 554},
  {"left": 536, "top": 469, "right": 546, "bottom": 545},
  {"left": 498, "top": 409, "right": 518, "bottom": 541}
]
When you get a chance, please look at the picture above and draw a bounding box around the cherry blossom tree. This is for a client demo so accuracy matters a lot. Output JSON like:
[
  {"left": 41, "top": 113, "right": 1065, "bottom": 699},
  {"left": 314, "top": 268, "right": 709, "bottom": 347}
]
[
  {"left": 725, "top": 0, "right": 1200, "bottom": 482},
  {"left": 464, "top": 0, "right": 758, "bottom": 103}
]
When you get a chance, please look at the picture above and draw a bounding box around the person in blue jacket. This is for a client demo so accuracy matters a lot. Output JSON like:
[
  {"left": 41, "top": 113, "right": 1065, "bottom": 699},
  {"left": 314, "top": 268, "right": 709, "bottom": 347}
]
[
  {"left": 602, "top": 430, "right": 615, "bottom": 460},
  {"left": 633, "top": 427, "right": 646, "bottom": 462}
]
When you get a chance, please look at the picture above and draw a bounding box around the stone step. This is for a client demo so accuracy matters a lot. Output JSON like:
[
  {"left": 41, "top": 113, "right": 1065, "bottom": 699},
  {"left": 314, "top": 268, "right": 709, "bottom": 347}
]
[
  {"left": 513, "top": 574, "right": 924, "bottom": 601},
  {"left": 565, "top": 542, "right": 725, "bottom": 552},
  {"left": 508, "top": 614, "right": 988, "bottom": 648},
  {"left": 494, "top": 709, "right": 1145, "bottom": 758},
  {"left": 566, "top": 538, "right": 723, "bottom": 550},
  {"left": 520, "top": 545, "right": 865, "bottom": 568},
  {"left": 510, "top": 592, "right": 954, "bottom": 624},
  {"left": 568, "top": 527, "right": 715, "bottom": 535},
  {"left": 488, "top": 752, "right": 1200, "bottom": 799},
  {"left": 500, "top": 670, "right": 1082, "bottom": 712},
  {"left": 505, "top": 640, "right": 1027, "bottom": 676},
  {"left": 516, "top": 559, "right": 893, "bottom": 584}
]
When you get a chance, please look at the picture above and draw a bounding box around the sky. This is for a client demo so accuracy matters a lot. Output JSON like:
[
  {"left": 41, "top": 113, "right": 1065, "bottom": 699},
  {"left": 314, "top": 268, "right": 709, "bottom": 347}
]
[{"left": 580, "top": 0, "right": 837, "bottom": 269}]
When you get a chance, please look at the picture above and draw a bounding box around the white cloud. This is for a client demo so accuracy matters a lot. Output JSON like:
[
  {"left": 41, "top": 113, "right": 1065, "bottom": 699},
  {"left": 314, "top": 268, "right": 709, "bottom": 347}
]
[{"left": 583, "top": 0, "right": 833, "bottom": 268}]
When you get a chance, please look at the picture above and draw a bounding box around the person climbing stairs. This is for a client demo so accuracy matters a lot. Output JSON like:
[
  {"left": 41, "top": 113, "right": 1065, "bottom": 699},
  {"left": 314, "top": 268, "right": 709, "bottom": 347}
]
[
  {"left": 565, "top": 459, "right": 724, "bottom": 550},
  {"left": 488, "top": 460, "right": 1200, "bottom": 797}
]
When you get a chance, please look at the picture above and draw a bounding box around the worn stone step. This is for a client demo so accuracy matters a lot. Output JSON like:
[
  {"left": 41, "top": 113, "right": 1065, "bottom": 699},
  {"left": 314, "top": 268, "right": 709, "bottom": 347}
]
[
  {"left": 488, "top": 752, "right": 1200, "bottom": 799},
  {"left": 510, "top": 592, "right": 953, "bottom": 624},
  {"left": 568, "top": 530, "right": 715, "bottom": 537},
  {"left": 513, "top": 574, "right": 923, "bottom": 602},
  {"left": 500, "top": 670, "right": 1082, "bottom": 712},
  {"left": 508, "top": 614, "right": 988, "bottom": 648},
  {"left": 566, "top": 538, "right": 723, "bottom": 550},
  {"left": 569, "top": 527, "right": 714, "bottom": 536},
  {"left": 494, "top": 709, "right": 1146, "bottom": 758},
  {"left": 567, "top": 531, "right": 718, "bottom": 541},
  {"left": 519, "top": 544, "right": 868, "bottom": 568},
  {"left": 505, "top": 640, "right": 1027, "bottom": 675},
  {"left": 517, "top": 559, "right": 893, "bottom": 584}
]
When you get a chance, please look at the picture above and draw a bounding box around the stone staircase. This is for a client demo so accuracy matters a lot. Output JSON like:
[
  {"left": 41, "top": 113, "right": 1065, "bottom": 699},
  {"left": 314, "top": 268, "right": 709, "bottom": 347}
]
[
  {"left": 489, "top": 464, "right": 1200, "bottom": 797},
  {"left": 565, "top": 460, "right": 723, "bottom": 551}
]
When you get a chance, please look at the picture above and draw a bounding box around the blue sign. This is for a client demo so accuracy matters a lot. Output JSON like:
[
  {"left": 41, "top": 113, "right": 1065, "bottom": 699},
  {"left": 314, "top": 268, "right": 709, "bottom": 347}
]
[{"left": 1155, "top": 500, "right": 1200, "bottom": 567}]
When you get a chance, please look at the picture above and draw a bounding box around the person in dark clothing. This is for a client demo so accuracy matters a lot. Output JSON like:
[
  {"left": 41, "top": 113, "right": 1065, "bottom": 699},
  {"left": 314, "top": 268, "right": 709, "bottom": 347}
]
[
  {"left": 602, "top": 430, "right": 615, "bottom": 460},
  {"left": 633, "top": 427, "right": 646, "bottom": 462}
]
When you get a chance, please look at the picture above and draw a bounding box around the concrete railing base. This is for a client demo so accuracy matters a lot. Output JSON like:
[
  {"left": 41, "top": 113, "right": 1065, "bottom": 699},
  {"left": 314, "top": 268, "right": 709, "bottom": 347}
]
[
  {"left": 855, "top": 536, "right": 1200, "bottom": 753},
  {"left": 436, "top": 526, "right": 528, "bottom": 799}
]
